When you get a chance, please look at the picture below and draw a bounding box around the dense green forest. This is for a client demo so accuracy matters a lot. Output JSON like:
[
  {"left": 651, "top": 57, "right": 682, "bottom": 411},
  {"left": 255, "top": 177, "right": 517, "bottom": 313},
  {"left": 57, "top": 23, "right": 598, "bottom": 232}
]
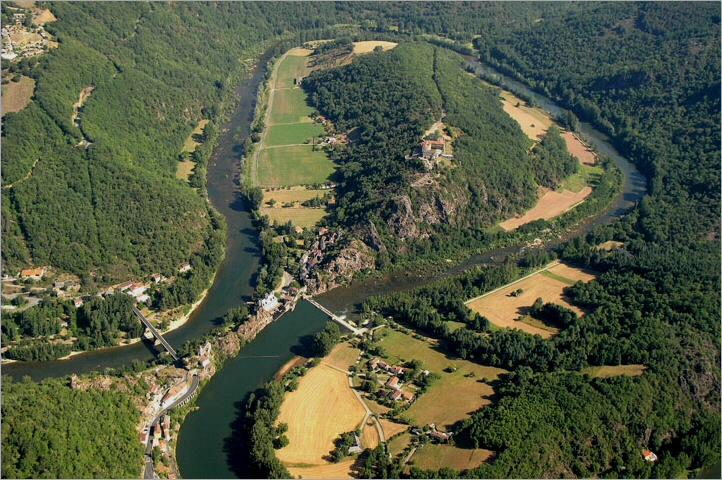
[
  {"left": 1, "top": 375, "right": 144, "bottom": 478},
  {"left": 1, "top": 1, "right": 719, "bottom": 478},
  {"left": 303, "top": 43, "right": 585, "bottom": 271}
]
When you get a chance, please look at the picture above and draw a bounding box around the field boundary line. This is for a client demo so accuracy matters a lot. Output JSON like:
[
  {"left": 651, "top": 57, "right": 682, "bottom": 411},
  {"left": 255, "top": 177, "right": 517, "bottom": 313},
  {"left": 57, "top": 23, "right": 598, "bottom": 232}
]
[{"left": 464, "top": 261, "right": 561, "bottom": 305}]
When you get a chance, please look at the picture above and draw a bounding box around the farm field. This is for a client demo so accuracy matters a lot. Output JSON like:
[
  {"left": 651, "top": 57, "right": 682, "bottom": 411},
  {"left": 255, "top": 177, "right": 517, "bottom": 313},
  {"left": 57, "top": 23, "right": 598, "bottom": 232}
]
[
  {"left": 584, "top": 364, "right": 647, "bottom": 378},
  {"left": 275, "top": 48, "right": 314, "bottom": 89},
  {"left": 352, "top": 40, "right": 398, "bottom": 54},
  {"left": 499, "top": 186, "right": 592, "bottom": 231},
  {"left": 322, "top": 342, "right": 361, "bottom": 372},
  {"left": 286, "top": 457, "right": 357, "bottom": 479},
  {"left": 409, "top": 443, "right": 494, "bottom": 472},
  {"left": 276, "top": 363, "right": 365, "bottom": 467},
  {"left": 263, "top": 187, "right": 329, "bottom": 207},
  {"left": 562, "top": 131, "right": 597, "bottom": 165},
  {"left": 388, "top": 432, "right": 412, "bottom": 458},
  {"left": 499, "top": 90, "right": 553, "bottom": 141},
  {"left": 1, "top": 76, "right": 35, "bottom": 115},
  {"left": 264, "top": 122, "right": 324, "bottom": 147},
  {"left": 562, "top": 163, "right": 604, "bottom": 193},
  {"left": 265, "top": 208, "right": 327, "bottom": 229},
  {"left": 466, "top": 262, "right": 598, "bottom": 338},
  {"left": 375, "top": 328, "right": 507, "bottom": 428},
  {"left": 268, "top": 87, "right": 315, "bottom": 125},
  {"left": 181, "top": 119, "right": 209, "bottom": 153},
  {"left": 361, "top": 416, "right": 380, "bottom": 450},
  {"left": 257, "top": 145, "right": 335, "bottom": 187}
]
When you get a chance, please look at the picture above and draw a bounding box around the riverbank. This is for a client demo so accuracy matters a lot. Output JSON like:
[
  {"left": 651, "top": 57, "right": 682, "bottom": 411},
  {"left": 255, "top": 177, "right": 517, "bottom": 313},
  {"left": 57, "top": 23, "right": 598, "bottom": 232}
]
[{"left": 1, "top": 287, "right": 210, "bottom": 366}]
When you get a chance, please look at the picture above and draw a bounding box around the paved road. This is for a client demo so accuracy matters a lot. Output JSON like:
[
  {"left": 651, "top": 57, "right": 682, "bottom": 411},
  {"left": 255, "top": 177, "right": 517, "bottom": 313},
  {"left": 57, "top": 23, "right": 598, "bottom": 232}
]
[
  {"left": 133, "top": 306, "right": 178, "bottom": 360},
  {"left": 344, "top": 366, "right": 386, "bottom": 445},
  {"left": 142, "top": 373, "right": 199, "bottom": 479}
]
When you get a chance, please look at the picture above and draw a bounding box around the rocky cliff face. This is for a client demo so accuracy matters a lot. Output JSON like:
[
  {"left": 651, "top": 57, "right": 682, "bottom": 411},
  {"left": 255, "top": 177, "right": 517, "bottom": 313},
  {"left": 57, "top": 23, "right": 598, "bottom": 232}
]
[
  {"left": 306, "top": 239, "right": 375, "bottom": 294},
  {"left": 236, "top": 309, "right": 274, "bottom": 343}
]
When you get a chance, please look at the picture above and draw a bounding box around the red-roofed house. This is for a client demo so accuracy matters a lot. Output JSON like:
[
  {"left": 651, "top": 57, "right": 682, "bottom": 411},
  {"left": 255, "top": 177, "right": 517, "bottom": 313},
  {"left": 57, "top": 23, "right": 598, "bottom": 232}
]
[
  {"left": 178, "top": 262, "right": 191, "bottom": 273},
  {"left": 386, "top": 376, "right": 399, "bottom": 389},
  {"left": 151, "top": 273, "right": 162, "bottom": 283},
  {"left": 20, "top": 267, "right": 45, "bottom": 279},
  {"left": 429, "top": 430, "right": 451, "bottom": 442},
  {"left": 162, "top": 383, "right": 189, "bottom": 408},
  {"left": 402, "top": 390, "right": 414, "bottom": 402},
  {"left": 389, "top": 389, "right": 403, "bottom": 401},
  {"left": 369, "top": 357, "right": 380, "bottom": 369},
  {"left": 389, "top": 365, "right": 405, "bottom": 376},
  {"left": 74, "top": 297, "right": 84, "bottom": 308},
  {"left": 127, "top": 283, "right": 148, "bottom": 297},
  {"left": 643, "top": 450, "right": 658, "bottom": 462}
]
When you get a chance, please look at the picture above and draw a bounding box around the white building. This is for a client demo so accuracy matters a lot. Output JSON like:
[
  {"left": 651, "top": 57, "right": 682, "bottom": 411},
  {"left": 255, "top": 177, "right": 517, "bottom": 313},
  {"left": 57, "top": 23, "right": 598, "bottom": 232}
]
[{"left": 257, "top": 292, "right": 279, "bottom": 312}]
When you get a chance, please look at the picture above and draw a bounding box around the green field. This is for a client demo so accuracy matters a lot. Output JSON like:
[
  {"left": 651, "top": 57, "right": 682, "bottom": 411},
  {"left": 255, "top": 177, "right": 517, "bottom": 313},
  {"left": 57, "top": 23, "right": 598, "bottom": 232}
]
[
  {"left": 268, "top": 88, "right": 316, "bottom": 125},
  {"left": 540, "top": 270, "right": 577, "bottom": 285},
  {"left": 275, "top": 52, "right": 311, "bottom": 89},
  {"left": 266, "top": 208, "right": 327, "bottom": 228},
  {"left": 257, "top": 145, "right": 335, "bottom": 187},
  {"left": 264, "top": 123, "right": 324, "bottom": 147},
  {"left": 409, "top": 444, "right": 493, "bottom": 472},
  {"left": 562, "top": 163, "right": 604, "bottom": 193}
]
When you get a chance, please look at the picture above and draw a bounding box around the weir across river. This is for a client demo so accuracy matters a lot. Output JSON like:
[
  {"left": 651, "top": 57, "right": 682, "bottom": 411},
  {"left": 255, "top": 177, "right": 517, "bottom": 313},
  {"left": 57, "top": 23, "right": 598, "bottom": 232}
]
[{"left": 304, "top": 296, "right": 364, "bottom": 335}]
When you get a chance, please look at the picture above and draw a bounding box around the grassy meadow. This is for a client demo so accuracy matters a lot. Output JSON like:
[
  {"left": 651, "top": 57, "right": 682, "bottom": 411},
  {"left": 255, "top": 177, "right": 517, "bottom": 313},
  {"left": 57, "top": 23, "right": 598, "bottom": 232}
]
[
  {"left": 257, "top": 145, "right": 334, "bottom": 187},
  {"left": 264, "top": 123, "right": 324, "bottom": 147},
  {"left": 268, "top": 87, "right": 315, "bottom": 125}
]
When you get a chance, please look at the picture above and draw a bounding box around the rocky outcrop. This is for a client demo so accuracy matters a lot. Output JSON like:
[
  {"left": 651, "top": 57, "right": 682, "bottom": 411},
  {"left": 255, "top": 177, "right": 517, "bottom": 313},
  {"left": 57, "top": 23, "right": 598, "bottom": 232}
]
[
  {"left": 361, "top": 220, "right": 387, "bottom": 253},
  {"left": 307, "top": 240, "right": 375, "bottom": 294},
  {"left": 387, "top": 195, "right": 420, "bottom": 240},
  {"left": 236, "top": 309, "right": 274, "bottom": 343}
]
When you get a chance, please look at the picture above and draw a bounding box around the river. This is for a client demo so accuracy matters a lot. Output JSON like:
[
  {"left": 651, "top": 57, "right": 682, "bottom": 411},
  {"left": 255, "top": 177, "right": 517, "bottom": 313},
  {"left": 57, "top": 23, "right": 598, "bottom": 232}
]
[{"left": 3, "top": 49, "right": 650, "bottom": 477}]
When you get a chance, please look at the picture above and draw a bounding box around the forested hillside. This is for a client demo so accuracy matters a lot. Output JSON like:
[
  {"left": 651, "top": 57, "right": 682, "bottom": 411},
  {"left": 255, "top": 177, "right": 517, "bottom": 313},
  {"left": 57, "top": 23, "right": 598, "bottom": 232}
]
[
  {"left": 1, "top": 1, "right": 344, "bottom": 282},
  {"left": 303, "top": 43, "right": 580, "bottom": 271}
]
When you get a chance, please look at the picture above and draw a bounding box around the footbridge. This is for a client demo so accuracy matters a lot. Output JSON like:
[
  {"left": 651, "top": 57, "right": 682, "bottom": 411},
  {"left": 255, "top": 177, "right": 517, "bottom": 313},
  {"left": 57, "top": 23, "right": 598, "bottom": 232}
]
[
  {"left": 132, "top": 306, "right": 179, "bottom": 361},
  {"left": 304, "top": 296, "right": 364, "bottom": 335}
]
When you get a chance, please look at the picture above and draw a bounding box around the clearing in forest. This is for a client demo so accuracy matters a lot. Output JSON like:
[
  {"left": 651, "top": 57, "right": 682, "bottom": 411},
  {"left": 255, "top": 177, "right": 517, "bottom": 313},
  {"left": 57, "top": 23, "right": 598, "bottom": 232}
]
[
  {"left": 465, "top": 262, "right": 597, "bottom": 338},
  {"left": 1, "top": 76, "right": 35, "bottom": 115},
  {"left": 499, "top": 90, "right": 553, "bottom": 141},
  {"left": 408, "top": 443, "right": 494, "bottom": 472},
  {"left": 377, "top": 328, "right": 507, "bottom": 429},
  {"left": 257, "top": 145, "right": 334, "bottom": 187},
  {"left": 352, "top": 40, "right": 398, "bottom": 54},
  {"left": 181, "top": 119, "right": 209, "bottom": 153},
  {"left": 584, "top": 364, "right": 647, "bottom": 378},
  {"left": 34, "top": 8, "right": 57, "bottom": 24}
]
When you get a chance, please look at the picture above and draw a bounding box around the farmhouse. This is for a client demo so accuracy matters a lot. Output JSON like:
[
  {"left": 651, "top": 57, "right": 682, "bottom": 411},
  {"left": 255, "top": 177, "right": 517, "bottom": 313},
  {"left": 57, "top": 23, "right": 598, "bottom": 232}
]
[
  {"left": 178, "top": 262, "right": 191, "bottom": 273},
  {"left": 386, "top": 376, "right": 400, "bottom": 389},
  {"left": 20, "top": 267, "right": 45, "bottom": 279},
  {"left": 429, "top": 430, "right": 452, "bottom": 442},
  {"left": 389, "top": 389, "right": 403, "bottom": 401},
  {"left": 642, "top": 450, "right": 658, "bottom": 462},
  {"left": 127, "top": 283, "right": 148, "bottom": 298},
  {"left": 117, "top": 280, "right": 134, "bottom": 292}
]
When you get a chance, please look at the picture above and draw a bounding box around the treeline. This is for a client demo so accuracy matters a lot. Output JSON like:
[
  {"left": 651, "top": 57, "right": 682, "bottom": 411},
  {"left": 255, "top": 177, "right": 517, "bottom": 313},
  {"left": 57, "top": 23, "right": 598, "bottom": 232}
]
[
  {"left": 1, "top": 375, "right": 144, "bottom": 478},
  {"left": 242, "top": 381, "right": 291, "bottom": 478}
]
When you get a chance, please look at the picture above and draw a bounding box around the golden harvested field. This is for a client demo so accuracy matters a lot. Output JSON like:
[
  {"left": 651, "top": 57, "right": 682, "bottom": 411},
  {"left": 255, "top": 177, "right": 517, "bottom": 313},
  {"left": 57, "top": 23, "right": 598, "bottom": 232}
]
[
  {"left": 323, "top": 342, "right": 361, "bottom": 372},
  {"left": 1, "top": 76, "right": 34, "bottom": 115},
  {"left": 276, "top": 363, "right": 365, "bottom": 466},
  {"left": 584, "top": 364, "right": 647, "bottom": 378},
  {"left": 562, "top": 131, "right": 597, "bottom": 165},
  {"left": 265, "top": 208, "right": 326, "bottom": 229},
  {"left": 361, "top": 417, "right": 380, "bottom": 450},
  {"left": 175, "top": 159, "right": 195, "bottom": 182},
  {"left": 466, "top": 262, "right": 597, "bottom": 338},
  {"left": 499, "top": 186, "right": 592, "bottom": 231},
  {"left": 499, "top": 90, "right": 553, "bottom": 141},
  {"left": 379, "top": 418, "right": 410, "bottom": 439},
  {"left": 287, "top": 457, "right": 357, "bottom": 479},
  {"left": 263, "top": 188, "right": 329, "bottom": 207},
  {"left": 407, "top": 363, "right": 505, "bottom": 428},
  {"left": 181, "top": 119, "right": 209, "bottom": 153},
  {"left": 378, "top": 328, "right": 506, "bottom": 428},
  {"left": 410, "top": 444, "right": 494, "bottom": 472},
  {"left": 353, "top": 41, "right": 398, "bottom": 54}
]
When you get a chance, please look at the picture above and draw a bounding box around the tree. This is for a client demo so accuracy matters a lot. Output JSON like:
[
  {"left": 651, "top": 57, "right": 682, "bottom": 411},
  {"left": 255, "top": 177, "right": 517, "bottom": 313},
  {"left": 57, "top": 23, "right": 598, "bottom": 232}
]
[{"left": 312, "top": 321, "right": 341, "bottom": 357}]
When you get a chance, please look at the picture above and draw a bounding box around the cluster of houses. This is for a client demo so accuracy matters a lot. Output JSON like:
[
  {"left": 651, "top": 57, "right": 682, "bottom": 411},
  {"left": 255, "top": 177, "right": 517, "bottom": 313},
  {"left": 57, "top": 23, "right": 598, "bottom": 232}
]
[
  {"left": 369, "top": 357, "right": 415, "bottom": 404},
  {"left": 1, "top": 21, "right": 52, "bottom": 61},
  {"left": 299, "top": 228, "right": 343, "bottom": 283},
  {"left": 411, "top": 423, "right": 453, "bottom": 443},
  {"left": 141, "top": 414, "right": 173, "bottom": 448}
]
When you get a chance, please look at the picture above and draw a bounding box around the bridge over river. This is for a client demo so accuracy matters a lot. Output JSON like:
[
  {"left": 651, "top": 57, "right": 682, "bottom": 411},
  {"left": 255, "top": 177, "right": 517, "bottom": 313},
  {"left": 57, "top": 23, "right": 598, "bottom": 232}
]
[{"left": 132, "top": 306, "right": 179, "bottom": 361}]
